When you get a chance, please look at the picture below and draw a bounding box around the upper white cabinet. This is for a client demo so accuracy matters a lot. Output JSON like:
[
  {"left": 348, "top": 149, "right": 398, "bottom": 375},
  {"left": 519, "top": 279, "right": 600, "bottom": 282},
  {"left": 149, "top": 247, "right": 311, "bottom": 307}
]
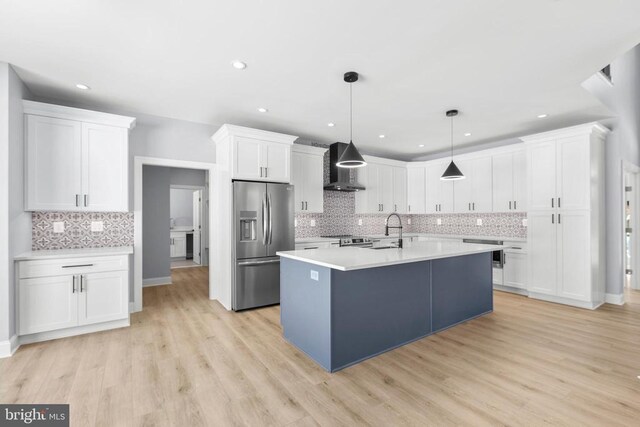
[
  {"left": 355, "top": 157, "right": 407, "bottom": 214},
  {"left": 24, "top": 101, "right": 135, "bottom": 212},
  {"left": 291, "top": 145, "right": 325, "bottom": 213},
  {"left": 406, "top": 166, "right": 426, "bottom": 214},
  {"left": 522, "top": 123, "right": 608, "bottom": 309},
  {"left": 453, "top": 156, "right": 492, "bottom": 213},
  {"left": 492, "top": 148, "right": 527, "bottom": 212},
  {"left": 425, "top": 160, "right": 454, "bottom": 213},
  {"left": 213, "top": 124, "right": 297, "bottom": 183}
]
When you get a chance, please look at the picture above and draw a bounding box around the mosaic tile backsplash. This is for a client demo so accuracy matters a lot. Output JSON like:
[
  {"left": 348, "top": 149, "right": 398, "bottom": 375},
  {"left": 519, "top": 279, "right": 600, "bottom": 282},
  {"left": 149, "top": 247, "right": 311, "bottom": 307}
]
[
  {"left": 294, "top": 191, "right": 527, "bottom": 239},
  {"left": 32, "top": 212, "right": 134, "bottom": 250}
]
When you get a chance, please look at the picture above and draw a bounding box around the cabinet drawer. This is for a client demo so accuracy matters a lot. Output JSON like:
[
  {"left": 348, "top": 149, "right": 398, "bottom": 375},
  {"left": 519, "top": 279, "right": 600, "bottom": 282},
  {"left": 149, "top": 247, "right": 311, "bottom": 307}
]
[{"left": 19, "top": 255, "right": 129, "bottom": 279}]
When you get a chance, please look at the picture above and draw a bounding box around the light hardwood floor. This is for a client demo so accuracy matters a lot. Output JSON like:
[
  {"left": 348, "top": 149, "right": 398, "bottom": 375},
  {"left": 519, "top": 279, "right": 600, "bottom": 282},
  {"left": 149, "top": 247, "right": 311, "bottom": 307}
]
[{"left": 2, "top": 267, "right": 640, "bottom": 426}]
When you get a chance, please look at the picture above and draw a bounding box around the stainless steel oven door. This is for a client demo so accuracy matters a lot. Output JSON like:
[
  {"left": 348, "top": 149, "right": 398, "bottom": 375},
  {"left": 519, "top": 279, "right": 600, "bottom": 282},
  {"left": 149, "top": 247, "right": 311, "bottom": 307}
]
[{"left": 492, "top": 250, "right": 504, "bottom": 269}]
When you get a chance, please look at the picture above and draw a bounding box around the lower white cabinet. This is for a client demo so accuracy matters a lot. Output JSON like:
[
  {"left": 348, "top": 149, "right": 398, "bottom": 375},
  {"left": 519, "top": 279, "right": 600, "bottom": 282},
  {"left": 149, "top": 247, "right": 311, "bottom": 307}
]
[
  {"left": 503, "top": 249, "right": 527, "bottom": 290},
  {"left": 170, "top": 231, "right": 187, "bottom": 258},
  {"left": 17, "top": 254, "right": 130, "bottom": 337}
]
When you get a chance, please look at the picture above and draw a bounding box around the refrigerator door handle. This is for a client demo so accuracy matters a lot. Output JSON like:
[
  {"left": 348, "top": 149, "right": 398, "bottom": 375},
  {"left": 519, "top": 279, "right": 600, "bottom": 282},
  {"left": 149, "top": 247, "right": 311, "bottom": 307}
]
[
  {"left": 238, "top": 258, "right": 280, "bottom": 267},
  {"left": 268, "top": 193, "right": 273, "bottom": 244},
  {"left": 262, "top": 193, "right": 268, "bottom": 245}
]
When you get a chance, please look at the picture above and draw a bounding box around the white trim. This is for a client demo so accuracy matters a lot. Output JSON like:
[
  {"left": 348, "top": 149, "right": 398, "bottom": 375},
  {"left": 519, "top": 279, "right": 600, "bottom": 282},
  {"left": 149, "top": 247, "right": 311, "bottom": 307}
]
[
  {"left": 291, "top": 144, "right": 327, "bottom": 156},
  {"left": 493, "top": 285, "right": 528, "bottom": 296},
  {"left": 143, "top": 276, "right": 172, "bottom": 287},
  {"left": 528, "top": 292, "right": 603, "bottom": 310},
  {"left": 129, "top": 302, "right": 135, "bottom": 313},
  {"left": 211, "top": 124, "right": 297, "bottom": 145},
  {"left": 18, "top": 319, "right": 129, "bottom": 346},
  {"left": 362, "top": 154, "right": 407, "bottom": 167},
  {"left": 622, "top": 160, "right": 640, "bottom": 293},
  {"left": 519, "top": 122, "right": 610, "bottom": 143},
  {"left": 170, "top": 184, "right": 205, "bottom": 191},
  {"left": 22, "top": 100, "right": 136, "bottom": 129},
  {"left": 0, "top": 335, "right": 19, "bottom": 358},
  {"left": 605, "top": 293, "right": 625, "bottom": 305},
  {"left": 134, "top": 156, "right": 218, "bottom": 313}
]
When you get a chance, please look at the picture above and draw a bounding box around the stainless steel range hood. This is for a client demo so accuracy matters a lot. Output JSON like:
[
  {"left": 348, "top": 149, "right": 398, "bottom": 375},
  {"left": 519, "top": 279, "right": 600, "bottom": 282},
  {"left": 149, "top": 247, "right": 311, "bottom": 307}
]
[{"left": 323, "top": 142, "right": 366, "bottom": 192}]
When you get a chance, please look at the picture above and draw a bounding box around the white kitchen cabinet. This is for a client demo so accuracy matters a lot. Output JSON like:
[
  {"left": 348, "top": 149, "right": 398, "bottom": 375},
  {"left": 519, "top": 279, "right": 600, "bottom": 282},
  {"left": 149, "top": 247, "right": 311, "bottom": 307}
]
[
  {"left": 24, "top": 101, "right": 135, "bottom": 212},
  {"left": 425, "top": 160, "right": 454, "bottom": 213},
  {"left": 453, "top": 156, "right": 492, "bottom": 213},
  {"left": 492, "top": 148, "right": 527, "bottom": 212},
  {"left": 503, "top": 249, "right": 527, "bottom": 290},
  {"left": 170, "top": 232, "right": 187, "bottom": 258},
  {"left": 392, "top": 167, "right": 407, "bottom": 214},
  {"left": 17, "top": 252, "right": 130, "bottom": 339},
  {"left": 355, "top": 161, "right": 406, "bottom": 214},
  {"left": 406, "top": 166, "right": 426, "bottom": 214},
  {"left": 214, "top": 125, "right": 297, "bottom": 183},
  {"left": 522, "top": 123, "right": 608, "bottom": 309},
  {"left": 292, "top": 145, "right": 324, "bottom": 213}
]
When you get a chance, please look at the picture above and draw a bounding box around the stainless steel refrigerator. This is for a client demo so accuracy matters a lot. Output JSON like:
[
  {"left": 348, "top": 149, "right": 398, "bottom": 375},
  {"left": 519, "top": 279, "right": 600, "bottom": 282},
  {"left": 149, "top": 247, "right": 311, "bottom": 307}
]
[{"left": 233, "top": 181, "right": 294, "bottom": 311}]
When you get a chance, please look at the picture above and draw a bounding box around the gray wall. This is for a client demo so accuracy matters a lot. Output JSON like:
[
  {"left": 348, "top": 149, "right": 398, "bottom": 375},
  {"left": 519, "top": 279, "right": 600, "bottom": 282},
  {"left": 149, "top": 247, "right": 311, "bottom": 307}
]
[
  {"left": 0, "top": 63, "right": 32, "bottom": 344},
  {"left": 583, "top": 44, "right": 640, "bottom": 296},
  {"left": 143, "top": 166, "right": 207, "bottom": 280}
]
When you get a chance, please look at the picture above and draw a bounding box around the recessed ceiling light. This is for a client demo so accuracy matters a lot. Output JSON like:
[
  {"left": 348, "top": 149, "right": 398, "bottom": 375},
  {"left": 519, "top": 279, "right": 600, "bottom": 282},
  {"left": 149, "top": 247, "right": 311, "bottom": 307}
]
[
  {"left": 537, "top": 114, "right": 548, "bottom": 118},
  {"left": 257, "top": 107, "right": 268, "bottom": 113},
  {"left": 419, "top": 144, "right": 425, "bottom": 147},
  {"left": 464, "top": 133, "right": 472, "bottom": 137},
  {"left": 75, "top": 83, "right": 90, "bottom": 90},
  {"left": 379, "top": 134, "right": 385, "bottom": 139},
  {"left": 327, "top": 122, "right": 335, "bottom": 127},
  {"left": 232, "top": 61, "right": 247, "bottom": 70}
]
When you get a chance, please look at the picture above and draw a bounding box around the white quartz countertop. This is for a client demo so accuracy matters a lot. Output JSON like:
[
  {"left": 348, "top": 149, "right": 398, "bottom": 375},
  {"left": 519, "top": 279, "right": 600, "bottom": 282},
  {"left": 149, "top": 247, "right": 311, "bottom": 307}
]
[
  {"left": 15, "top": 246, "right": 134, "bottom": 261},
  {"left": 278, "top": 240, "right": 508, "bottom": 271}
]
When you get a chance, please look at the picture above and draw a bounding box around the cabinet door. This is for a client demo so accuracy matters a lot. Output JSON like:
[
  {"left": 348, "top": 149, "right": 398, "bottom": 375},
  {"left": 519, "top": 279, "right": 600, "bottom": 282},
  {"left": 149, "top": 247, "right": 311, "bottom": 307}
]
[
  {"left": 472, "top": 157, "right": 493, "bottom": 212},
  {"left": 392, "top": 167, "right": 407, "bottom": 213},
  {"left": 425, "top": 161, "right": 446, "bottom": 213},
  {"left": 234, "top": 136, "right": 264, "bottom": 180},
  {"left": 291, "top": 151, "right": 306, "bottom": 212},
  {"left": 81, "top": 123, "right": 128, "bottom": 212},
  {"left": 504, "top": 252, "right": 527, "bottom": 289},
  {"left": 305, "top": 154, "right": 324, "bottom": 213},
  {"left": 263, "top": 141, "right": 290, "bottom": 183},
  {"left": 512, "top": 149, "right": 527, "bottom": 212},
  {"left": 173, "top": 235, "right": 187, "bottom": 257},
  {"left": 19, "top": 275, "right": 78, "bottom": 334},
  {"left": 78, "top": 271, "right": 128, "bottom": 325},
  {"left": 26, "top": 115, "right": 82, "bottom": 211},
  {"left": 527, "top": 211, "right": 558, "bottom": 295},
  {"left": 557, "top": 211, "right": 591, "bottom": 301},
  {"left": 492, "top": 152, "right": 513, "bottom": 212},
  {"left": 528, "top": 141, "right": 556, "bottom": 210},
  {"left": 557, "top": 136, "right": 590, "bottom": 210},
  {"left": 354, "top": 164, "right": 373, "bottom": 214},
  {"left": 453, "top": 159, "right": 472, "bottom": 213},
  {"left": 378, "top": 165, "right": 394, "bottom": 213},
  {"left": 407, "top": 167, "right": 426, "bottom": 214}
]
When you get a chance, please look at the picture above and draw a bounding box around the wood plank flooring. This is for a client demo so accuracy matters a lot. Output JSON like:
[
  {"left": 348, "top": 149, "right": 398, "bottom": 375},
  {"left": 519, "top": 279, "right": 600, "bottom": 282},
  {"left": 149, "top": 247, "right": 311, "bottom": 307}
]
[{"left": 2, "top": 266, "right": 640, "bottom": 426}]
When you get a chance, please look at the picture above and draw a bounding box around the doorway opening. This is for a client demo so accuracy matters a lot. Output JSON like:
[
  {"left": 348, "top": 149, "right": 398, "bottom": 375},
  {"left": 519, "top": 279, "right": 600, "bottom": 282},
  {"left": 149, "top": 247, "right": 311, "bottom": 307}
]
[
  {"left": 623, "top": 161, "right": 640, "bottom": 305},
  {"left": 170, "top": 185, "right": 206, "bottom": 269}
]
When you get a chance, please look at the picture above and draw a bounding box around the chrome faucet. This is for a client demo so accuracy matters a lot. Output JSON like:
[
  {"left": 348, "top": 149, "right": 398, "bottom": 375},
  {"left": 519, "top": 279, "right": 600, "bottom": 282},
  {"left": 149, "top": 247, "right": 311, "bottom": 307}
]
[{"left": 385, "top": 213, "right": 403, "bottom": 249}]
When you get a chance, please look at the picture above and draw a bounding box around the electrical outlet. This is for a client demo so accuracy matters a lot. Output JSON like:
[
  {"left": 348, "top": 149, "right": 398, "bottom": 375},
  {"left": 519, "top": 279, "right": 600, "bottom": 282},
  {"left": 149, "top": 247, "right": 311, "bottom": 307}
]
[
  {"left": 407, "top": 218, "right": 412, "bottom": 225},
  {"left": 91, "top": 221, "right": 104, "bottom": 232},
  {"left": 522, "top": 219, "right": 528, "bottom": 227},
  {"left": 310, "top": 219, "right": 316, "bottom": 227},
  {"left": 310, "top": 270, "right": 319, "bottom": 281},
  {"left": 358, "top": 218, "right": 362, "bottom": 226},
  {"left": 476, "top": 218, "right": 483, "bottom": 226},
  {"left": 436, "top": 218, "right": 442, "bottom": 225},
  {"left": 53, "top": 221, "right": 65, "bottom": 233},
  {"left": 294, "top": 219, "right": 298, "bottom": 227}
]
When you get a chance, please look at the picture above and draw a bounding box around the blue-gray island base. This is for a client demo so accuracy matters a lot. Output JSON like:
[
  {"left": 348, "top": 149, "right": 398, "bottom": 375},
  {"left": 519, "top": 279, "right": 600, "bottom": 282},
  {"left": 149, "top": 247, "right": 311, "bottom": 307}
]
[{"left": 280, "top": 252, "right": 493, "bottom": 372}]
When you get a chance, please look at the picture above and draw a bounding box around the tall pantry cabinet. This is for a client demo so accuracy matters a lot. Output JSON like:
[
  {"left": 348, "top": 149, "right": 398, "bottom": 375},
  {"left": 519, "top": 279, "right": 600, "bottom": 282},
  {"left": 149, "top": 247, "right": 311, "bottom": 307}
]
[{"left": 522, "top": 123, "right": 608, "bottom": 309}]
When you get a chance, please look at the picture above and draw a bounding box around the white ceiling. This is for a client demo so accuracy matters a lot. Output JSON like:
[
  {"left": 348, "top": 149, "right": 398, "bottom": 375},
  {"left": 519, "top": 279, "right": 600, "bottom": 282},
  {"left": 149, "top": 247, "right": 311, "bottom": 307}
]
[{"left": 2, "top": 0, "right": 639, "bottom": 160}]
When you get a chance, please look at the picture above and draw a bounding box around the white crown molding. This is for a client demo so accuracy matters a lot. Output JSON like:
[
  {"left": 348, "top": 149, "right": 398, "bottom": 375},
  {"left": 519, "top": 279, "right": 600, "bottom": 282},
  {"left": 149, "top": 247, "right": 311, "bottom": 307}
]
[
  {"left": 292, "top": 144, "right": 327, "bottom": 156},
  {"left": 23, "top": 100, "right": 136, "bottom": 129},
  {"left": 211, "top": 124, "right": 297, "bottom": 145},
  {"left": 362, "top": 154, "right": 408, "bottom": 167},
  {"left": 519, "top": 122, "right": 610, "bottom": 143}
]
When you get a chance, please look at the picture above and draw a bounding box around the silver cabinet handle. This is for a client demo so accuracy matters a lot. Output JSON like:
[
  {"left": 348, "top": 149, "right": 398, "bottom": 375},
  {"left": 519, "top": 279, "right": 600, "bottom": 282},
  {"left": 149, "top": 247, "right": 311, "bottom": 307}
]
[
  {"left": 72, "top": 275, "right": 77, "bottom": 293},
  {"left": 84, "top": 194, "right": 88, "bottom": 207},
  {"left": 558, "top": 197, "right": 561, "bottom": 208},
  {"left": 305, "top": 201, "right": 308, "bottom": 210},
  {"left": 75, "top": 194, "right": 80, "bottom": 207},
  {"left": 265, "top": 167, "right": 268, "bottom": 178},
  {"left": 408, "top": 205, "right": 411, "bottom": 212},
  {"left": 509, "top": 201, "right": 512, "bottom": 210},
  {"left": 238, "top": 258, "right": 280, "bottom": 266},
  {"left": 472, "top": 202, "right": 475, "bottom": 211},
  {"left": 301, "top": 201, "right": 304, "bottom": 210},
  {"left": 558, "top": 213, "right": 561, "bottom": 224},
  {"left": 514, "top": 200, "right": 517, "bottom": 210},
  {"left": 395, "top": 204, "right": 397, "bottom": 212},
  {"left": 551, "top": 198, "right": 554, "bottom": 208},
  {"left": 468, "top": 202, "right": 471, "bottom": 211},
  {"left": 80, "top": 275, "right": 85, "bottom": 292},
  {"left": 62, "top": 264, "right": 94, "bottom": 268},
  {"left": 260, "top": 167, "right": 263, "bottom": 177},
  {"left": 552, "top": 214, "right": 554, "bottom": 224}
]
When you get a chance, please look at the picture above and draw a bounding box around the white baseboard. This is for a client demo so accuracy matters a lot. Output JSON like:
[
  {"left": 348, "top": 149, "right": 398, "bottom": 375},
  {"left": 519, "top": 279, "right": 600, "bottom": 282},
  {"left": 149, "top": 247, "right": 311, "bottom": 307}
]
[
  {"left": 18, "top": 319, "right": 130, "bottom": 346},
  {"left": 143, "top": 276, "right": 172, "bottom": 287},
  {"left": 493, "top": 285, "right": 528, "bottom": 296},
  {"left": 0, "top": 335, "right": 19, "bottom": 358},
  {"left": 605, "top": 293, "right": 625, "bottom": 305},
  {"left": 528, "top": 292, "right": 603, "bottom": 310}
]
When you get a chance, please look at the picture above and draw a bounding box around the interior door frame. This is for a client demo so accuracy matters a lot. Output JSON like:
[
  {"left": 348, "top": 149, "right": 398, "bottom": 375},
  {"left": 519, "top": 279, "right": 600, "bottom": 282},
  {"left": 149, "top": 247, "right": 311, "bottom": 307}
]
[
  {"left": 169, "top": 184, "right": 206, "bottom": 266},
  {"left": 133, "top": 156, "right": 216, "bottom": 313},
  {"left": 622, "top": 160, "right": 640, "bottom": 296}
]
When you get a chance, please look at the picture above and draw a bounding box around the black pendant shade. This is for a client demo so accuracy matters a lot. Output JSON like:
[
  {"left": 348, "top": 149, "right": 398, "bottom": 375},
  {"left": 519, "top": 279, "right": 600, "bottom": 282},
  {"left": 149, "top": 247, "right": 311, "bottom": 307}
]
[
  {"left": 336, "top": 140, "right": 367, "bottom": 168},
  {"left": 337, "top": 71, "right": 366, "bottom": 168},
  {"left": 441, "top": 109, "right": 465, "bottom": 180},
  {"left": 441, "top": 160, "right": 465, "bottom": 180}
]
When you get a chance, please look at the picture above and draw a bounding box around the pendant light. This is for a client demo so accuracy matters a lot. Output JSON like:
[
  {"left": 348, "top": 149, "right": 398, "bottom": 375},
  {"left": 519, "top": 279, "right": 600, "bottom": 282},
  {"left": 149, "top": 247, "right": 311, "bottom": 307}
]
[
  {"left": 336, "top": 71, "right": 367, "bottom": 168},
  {"left": 441, "top": 109, "right": 465, "bottom": 180}
]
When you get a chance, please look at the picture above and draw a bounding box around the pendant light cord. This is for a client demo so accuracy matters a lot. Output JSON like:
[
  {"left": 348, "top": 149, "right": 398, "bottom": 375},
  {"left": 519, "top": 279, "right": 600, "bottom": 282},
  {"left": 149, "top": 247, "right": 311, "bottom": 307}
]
[
  {"left": 350, "top": 82, "right": 353, "bottom": 142},
  {"left": 450, "top": 114, "right": 454, "bottom": 159}
]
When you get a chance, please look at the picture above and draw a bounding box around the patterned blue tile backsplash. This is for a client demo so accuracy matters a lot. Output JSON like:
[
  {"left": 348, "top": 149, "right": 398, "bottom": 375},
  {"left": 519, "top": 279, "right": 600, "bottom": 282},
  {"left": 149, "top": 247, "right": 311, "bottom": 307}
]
[
  {"left": 32, "top": 212, "right": 134, "bottom": 250},
  {"left": 295, "top": 190, "right": 527, "bottom": 239}
]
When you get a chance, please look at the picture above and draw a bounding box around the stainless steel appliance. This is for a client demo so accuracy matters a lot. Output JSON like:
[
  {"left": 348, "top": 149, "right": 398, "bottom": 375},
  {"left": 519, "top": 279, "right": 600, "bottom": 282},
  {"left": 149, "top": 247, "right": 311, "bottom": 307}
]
[
  {"left": 320, "top": 235, "right": 373, "bottom": 247},
  {"left": 323, "top": 143, "right": 366, "bottom": 192},
  {"left": 462, "top": 238, "right": 504, "bottom": 268},
  {"left": 233, "top": 181, "right": 294, "bottom": 311}
]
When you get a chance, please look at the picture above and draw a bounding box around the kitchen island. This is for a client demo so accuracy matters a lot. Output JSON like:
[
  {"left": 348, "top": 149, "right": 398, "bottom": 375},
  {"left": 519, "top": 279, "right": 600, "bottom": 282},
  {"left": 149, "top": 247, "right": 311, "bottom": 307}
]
[{"left": 277, "top": 239, "right": 506, "bottom": 372}]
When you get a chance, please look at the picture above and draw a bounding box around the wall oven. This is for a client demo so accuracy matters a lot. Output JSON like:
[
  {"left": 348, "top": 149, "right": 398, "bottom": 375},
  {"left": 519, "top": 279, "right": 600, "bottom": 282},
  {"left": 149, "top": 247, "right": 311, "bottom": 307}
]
[{"left": 462, "top": 238, "right": 504, "bottom": 269}]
